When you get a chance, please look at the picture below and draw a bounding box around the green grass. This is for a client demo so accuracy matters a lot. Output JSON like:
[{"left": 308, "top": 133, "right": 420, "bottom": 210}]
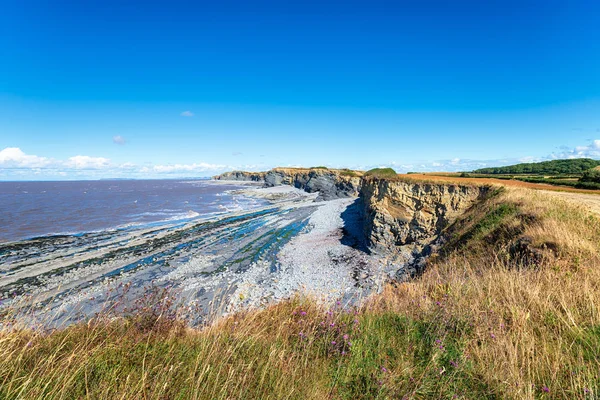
[
  {"left": 0, "top": 298, "right": 501, "bottom": 400},
  {"left": 464, "top": 202, "right": 519, "bottom": 242},
  {"left": 339, "top": 168, "right": 359, "bottom": 177}
]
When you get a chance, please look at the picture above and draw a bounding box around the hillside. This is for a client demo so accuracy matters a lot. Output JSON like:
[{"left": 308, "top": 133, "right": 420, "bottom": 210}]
[
  {"left": 472, "top": 158, "right": 600, "bottom": 175},
  {"left": 2, "top": 176, "right": 599, "bottom": 399}
]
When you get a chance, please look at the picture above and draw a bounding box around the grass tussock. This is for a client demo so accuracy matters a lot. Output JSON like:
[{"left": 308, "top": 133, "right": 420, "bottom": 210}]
[{"left": 1, "top": 188, "right": 600, "bottom": 399}]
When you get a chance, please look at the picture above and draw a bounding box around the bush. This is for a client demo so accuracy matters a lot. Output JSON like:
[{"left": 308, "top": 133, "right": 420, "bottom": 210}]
[
  {"left": 580, "top": 168, "right": 600, "bottom": 183},
  {"left": 364, "top": 168, "right": 398, "bottom": 179}
]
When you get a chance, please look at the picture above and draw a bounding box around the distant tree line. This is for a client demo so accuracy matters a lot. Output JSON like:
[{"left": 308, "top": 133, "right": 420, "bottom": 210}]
[{"left": 472, "top": 158, "right": 600, "bottom": 175}]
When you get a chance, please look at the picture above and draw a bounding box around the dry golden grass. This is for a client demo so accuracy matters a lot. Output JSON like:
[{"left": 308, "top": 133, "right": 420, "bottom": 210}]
[
  {"left": 1, "top": 187, "right": 599, "bottom": 399},
  {"left": 365, "top": 187, "right": 600, "bottom": 398},
  {"left": 398, "top": 173, "right": 600, "bottom": 195}
]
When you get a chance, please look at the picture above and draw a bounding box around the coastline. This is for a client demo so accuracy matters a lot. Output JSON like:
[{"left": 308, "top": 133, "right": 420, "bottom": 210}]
[{"left": 1, "top": 183, "right": 387, "bottom": 327}]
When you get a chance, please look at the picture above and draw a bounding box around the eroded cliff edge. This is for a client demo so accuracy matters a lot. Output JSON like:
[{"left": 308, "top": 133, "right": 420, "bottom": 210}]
[
  {"left": 360, "top": 177, "right": 490, "bottom": 251},
  {"left": 214, "top": 169, "right": 491, "bottom": 278},
  {"left": 215, "top": 168, "right": 363, "bottom": 200}
]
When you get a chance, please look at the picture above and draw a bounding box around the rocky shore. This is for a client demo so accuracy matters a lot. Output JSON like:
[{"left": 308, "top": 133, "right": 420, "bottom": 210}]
[
  {"left": 1, "top": 184, "right": 386, "bottom": 326},
  {"left": 215, "top": 169, "right": 493, "bottom": 280},
  {"left": 2, "top": 170, "right": 492, "bottom": 327}
]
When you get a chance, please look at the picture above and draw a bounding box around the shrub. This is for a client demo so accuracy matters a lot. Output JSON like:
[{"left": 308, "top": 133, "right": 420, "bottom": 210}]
[
  {"left": 580, "top": 168, "right": 600, "bottom": 183},
  {"left": 364, "top": 168, "right": 398, "bottom": 179}
]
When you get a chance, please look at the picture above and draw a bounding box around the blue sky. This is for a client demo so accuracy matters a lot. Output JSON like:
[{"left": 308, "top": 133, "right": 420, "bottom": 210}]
[{"left": 1, "top": 0, "right": 599, "bottom": 180}]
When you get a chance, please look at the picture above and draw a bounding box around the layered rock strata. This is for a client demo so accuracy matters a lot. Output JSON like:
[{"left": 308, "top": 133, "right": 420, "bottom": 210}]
[
  {"left": 215, "top": 168, "right": 363, "bottom": 200},
  {"left": 215, "top": 169, "right": 490, "bottom": 258},
  {"left": 360, "top": 177, "right": 490, "bottom": 251}
]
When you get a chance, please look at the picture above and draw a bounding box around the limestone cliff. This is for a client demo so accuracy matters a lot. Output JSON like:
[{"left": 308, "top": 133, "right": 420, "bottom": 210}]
[
  {"left": 216, "top": 168, "right": 494, "bottom": 278},
  {"left": 215, "top": 168, "right": 363, "bottom": 200},
  {"left": 216, "top": 169, "right": 489, "bottom": 253},
  {"left": 360, "top": 177, "right": 490, "bottom": 251}
]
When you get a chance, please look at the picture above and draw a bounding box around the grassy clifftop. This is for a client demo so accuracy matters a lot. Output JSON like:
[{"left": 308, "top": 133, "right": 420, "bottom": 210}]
[{"left": 1, "top": 185, "right": 600, "bottom": 399}]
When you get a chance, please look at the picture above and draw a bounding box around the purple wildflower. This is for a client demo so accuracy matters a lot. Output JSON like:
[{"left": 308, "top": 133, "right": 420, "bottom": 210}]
[
  {"left": 343, "top": 334, "right": 349, "bottom": 341},
  {"left": 542, "top": 386, "right": 550, "bottom": 393},
  {"left": 300, "top": 311, "right": 307, "bottom": 316},
  {"left": 331, "top": 341, "right": 336, "bottom": 345},
  {"left": 381, "top": 367, "right": 388, "bottom": 373}
]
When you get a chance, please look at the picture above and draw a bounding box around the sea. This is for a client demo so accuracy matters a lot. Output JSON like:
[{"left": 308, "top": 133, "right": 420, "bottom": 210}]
[{"left": 0, "top": 179, "right": 266, "bottom": 244}]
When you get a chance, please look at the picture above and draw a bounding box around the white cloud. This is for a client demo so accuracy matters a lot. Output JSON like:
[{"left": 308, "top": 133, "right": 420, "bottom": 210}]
[
  {"left": 180, "top": 111, "right": 194, "bottom": 117},
  {"left": 8, "top": 137, "right": 600, "bottom": 180},
  {"left": 518, "top": 156, "right": 538, "bottom": 163},
  {"left": 553, "top": 139, "right": 600, "bottom": 159},
  {"left": 0, "top": 147, "right": 52, "bottom": 168},
  {"left": 113, "top": 135, "right": 126, "bottom": 145},
  {"left": 148, "top": 162, "right": 227, "bottom": 174},
  {"left": 66, "top": 155, "right": 111, "bottom": 169},
  {"left": 0, "top": 147, "right": 241, "bottom": 179},
  {"left": 118, "top": 162, "right": 137, "bottom": 169}
]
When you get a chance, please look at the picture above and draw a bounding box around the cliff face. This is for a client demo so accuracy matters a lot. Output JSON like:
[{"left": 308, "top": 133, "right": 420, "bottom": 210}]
[
  {"left": 360, "top": 178, "right": 490, "bottom": 251},
  {"left": 215, "top": 169, "right": 489, "bottom": 253},
  {"left": 214, "top": 171, "right": 266, "bottom": 182},
  {"left": 215, "top": 168, "right": 363, "bottom": 200},
  {"left": 264, "top": 168, "right": 362, "bottom": 200}
]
